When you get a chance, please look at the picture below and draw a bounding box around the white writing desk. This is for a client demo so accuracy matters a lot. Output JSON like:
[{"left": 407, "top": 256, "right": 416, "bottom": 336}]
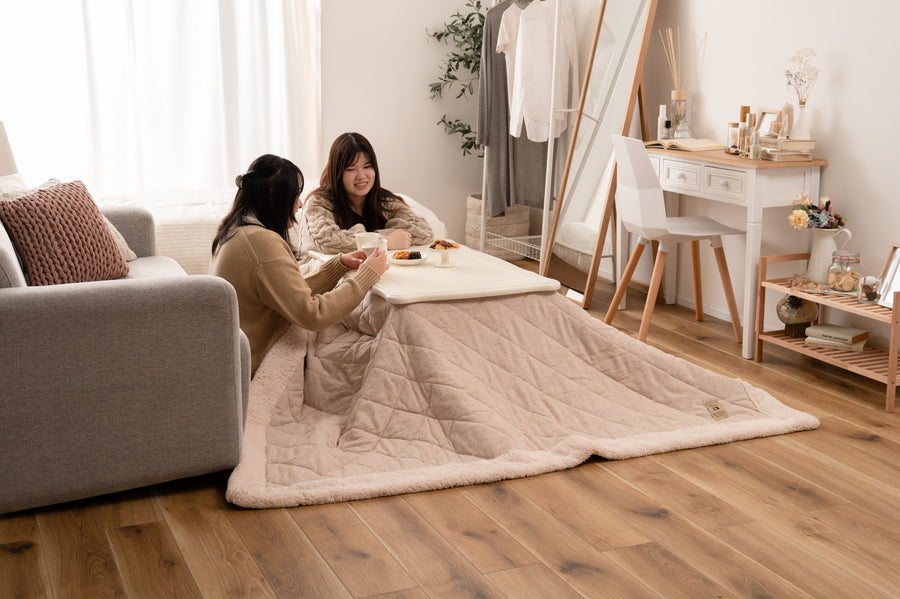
[
  {"left": 311, "top": 245, "right": 560, "bottom": 304},
  {"left": 641, "top": 148, "right": 828, "bottom": 359}
]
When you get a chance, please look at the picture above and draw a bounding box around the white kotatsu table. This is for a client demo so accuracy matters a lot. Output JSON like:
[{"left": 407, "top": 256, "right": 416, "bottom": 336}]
[{"left": 310, "top": 244, "right": 559, "bottom": 304}]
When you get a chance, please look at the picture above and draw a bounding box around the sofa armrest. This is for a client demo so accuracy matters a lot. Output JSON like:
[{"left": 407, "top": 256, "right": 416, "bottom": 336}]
[
  {"left": 101, "top": 205, "right": 156, "bottom": 257},
  {"left": 0, "top": 274, "right": 248, "bottom": 514}
]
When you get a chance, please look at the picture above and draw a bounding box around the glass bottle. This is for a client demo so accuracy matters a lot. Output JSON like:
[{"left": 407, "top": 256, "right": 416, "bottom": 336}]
[
  {"left": 858, "top": 274, "right": 882, "bottom": 304},
  {"left": 726, "top": 122, "right": 740, "bottom": 154},
  {"left": 749, "top": 131, "right": 761, "bottom": 160},
  {"left": 670, "top": 90, "right": 692, "bottom": 138}
]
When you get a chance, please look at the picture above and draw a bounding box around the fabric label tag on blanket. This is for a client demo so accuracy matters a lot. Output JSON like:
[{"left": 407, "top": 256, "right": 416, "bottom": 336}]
[{"left": 705, "top": 401, "right": 729, "bottom": 420}]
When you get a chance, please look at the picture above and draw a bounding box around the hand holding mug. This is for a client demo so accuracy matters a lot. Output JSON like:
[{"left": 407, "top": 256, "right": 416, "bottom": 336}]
[
  {"left": 362, "top": 246, "right": 389, "bottom": 275},
  {"left": 355, "top": 231, "right": 388, "bottom": 256},
  {"left": 339, "top": 250, "right": 367, "bottom": 270}
]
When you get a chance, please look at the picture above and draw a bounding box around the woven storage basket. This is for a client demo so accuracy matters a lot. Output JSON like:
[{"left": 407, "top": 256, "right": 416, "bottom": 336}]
[{"left": 465, "top": 195, "right": 530, "bottom": 261}]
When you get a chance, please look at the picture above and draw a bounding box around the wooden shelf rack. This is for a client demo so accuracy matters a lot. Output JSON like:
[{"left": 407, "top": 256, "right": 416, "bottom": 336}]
[{"left": 755, "top": 252, "right": 900, "bottom": 412}]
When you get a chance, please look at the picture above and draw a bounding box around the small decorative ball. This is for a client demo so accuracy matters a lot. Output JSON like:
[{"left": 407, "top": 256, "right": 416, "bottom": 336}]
[{"left": 776, "top": 294, "right": 818, "bottom": 324}]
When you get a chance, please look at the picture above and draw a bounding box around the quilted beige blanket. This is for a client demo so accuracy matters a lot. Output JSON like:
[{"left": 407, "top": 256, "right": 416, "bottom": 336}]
[{"left": 227, "top": 291, "right": 818, "bottom": 508}]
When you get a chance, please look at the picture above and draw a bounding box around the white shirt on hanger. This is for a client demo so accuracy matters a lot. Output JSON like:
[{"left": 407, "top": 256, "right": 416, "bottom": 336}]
[
  {"left": 495, "top": 2, "right": 526, "bottom": 105},
  {"left": 499, "top": 0, "right": 578, "bottom": 143}
]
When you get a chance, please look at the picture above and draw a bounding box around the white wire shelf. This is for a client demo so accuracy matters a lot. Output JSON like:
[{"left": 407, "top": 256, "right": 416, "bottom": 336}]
[{"left": 485, "top": 233, "right": 542, "bottom": 261}]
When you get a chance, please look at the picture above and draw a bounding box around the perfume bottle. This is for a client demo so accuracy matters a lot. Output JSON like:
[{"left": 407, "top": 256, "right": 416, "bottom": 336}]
[
  {"left": 749, "top": 131, "right": 761, "bottom": 160},
  {"left": 657, "top": 105, "right": 667, "bottom": 140}
]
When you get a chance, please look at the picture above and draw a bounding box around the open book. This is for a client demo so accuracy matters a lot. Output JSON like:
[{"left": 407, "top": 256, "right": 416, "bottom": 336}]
[{"left": 644, "top": 138, "right": 724, "bottom": 152}]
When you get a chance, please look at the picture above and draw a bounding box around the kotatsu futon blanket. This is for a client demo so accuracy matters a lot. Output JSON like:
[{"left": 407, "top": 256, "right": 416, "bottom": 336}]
[{"left": 226, "top": 291, "right": 818, "bottom": 508}]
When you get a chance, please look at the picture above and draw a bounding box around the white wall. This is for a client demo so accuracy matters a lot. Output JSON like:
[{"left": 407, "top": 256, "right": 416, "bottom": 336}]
[
  {"left": 321, "top": 0, "right": 484, "bottom": 240},
  {"left": 642, "top": 1, "right": 900, "bottom": 334}
]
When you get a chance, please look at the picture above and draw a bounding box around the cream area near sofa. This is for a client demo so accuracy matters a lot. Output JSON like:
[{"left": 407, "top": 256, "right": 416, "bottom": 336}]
[{"left": 97, "top": 185, "right": 448, "bottom": 275}]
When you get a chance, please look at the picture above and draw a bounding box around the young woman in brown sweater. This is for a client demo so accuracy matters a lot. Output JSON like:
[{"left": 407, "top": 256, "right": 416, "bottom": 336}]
[{"left": 210, "top": 154, "right": 389, "bottom": 375}]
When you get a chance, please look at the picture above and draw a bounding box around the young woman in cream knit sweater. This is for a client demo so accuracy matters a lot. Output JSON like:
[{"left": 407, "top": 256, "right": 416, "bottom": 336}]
[{"left": 298, "top": 132, "right": 433, "bottom": 263}]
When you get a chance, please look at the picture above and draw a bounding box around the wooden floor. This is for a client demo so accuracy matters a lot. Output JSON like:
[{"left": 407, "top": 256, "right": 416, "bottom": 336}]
[{"left": 3, "top": 277, "right": 899, "bottom": 599}]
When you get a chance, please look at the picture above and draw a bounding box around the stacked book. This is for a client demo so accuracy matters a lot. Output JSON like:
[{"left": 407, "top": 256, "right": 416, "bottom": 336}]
[
  {"left": 760, "top": 138, "right": 815, "bottom": 162},
  {"left": 804, "top": 324, "right": 869, "bottom": 352}
]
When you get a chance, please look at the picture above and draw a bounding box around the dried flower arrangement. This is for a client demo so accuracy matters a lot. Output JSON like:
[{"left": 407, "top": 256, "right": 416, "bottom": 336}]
[
  {"left": 785, "top": 47, "right": 820, "bottom": 106},
  {"left": 788, "top": 191, "right": 845, "bottom": 230}
]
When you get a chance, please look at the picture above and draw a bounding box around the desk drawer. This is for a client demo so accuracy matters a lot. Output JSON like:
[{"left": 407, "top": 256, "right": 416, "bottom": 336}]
[
  {"left": 662, "top": 159, "right": 700, "bottom": 192},
  {"left": 704, "top": 167, "right": 746, "bottom": 202}
]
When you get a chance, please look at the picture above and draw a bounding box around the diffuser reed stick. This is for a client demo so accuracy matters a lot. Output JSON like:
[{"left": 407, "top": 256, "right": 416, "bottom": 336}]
[{"left": 658, "top": 27, "right": 707, "bottom": 91}]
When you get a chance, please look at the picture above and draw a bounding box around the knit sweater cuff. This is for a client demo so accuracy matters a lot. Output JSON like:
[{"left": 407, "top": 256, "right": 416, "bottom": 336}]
[
  {"left": 352, "top": 264, "right": 381, "bottom": 289},
  {"left": 319, "top": 255, "right": 351, "bottom": 279}
]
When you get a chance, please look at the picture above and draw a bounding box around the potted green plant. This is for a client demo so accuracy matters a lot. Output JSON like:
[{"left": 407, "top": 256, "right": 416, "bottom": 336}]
[{"left": 428, "top": 0, "right": 484, "bottom": 157}]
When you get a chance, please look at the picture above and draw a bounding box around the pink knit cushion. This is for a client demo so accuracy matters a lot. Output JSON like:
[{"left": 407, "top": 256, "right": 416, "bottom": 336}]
[{"left": 0, "top": 180, "right": 129, "bottom": 285}]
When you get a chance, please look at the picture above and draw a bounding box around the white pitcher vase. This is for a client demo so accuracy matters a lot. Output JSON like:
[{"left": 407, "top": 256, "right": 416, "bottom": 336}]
[{"left": 807, "top": 227, "right": 852, "bottom": 283}]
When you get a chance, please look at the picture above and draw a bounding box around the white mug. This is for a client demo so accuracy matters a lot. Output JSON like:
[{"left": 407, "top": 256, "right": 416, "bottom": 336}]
[{"left": 355, "top": 232, "right": 387, "bottom": 256}]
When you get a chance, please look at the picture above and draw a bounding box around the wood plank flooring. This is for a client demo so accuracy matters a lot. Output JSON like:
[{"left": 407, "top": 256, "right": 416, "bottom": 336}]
[{"left": 2, "top": 277, "right": 898, "bottom": 598}]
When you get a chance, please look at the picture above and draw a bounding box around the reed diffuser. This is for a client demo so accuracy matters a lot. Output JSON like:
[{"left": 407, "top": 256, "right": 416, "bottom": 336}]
[{"left": 658, "top": 27, "right": 707, "bottom": 139}]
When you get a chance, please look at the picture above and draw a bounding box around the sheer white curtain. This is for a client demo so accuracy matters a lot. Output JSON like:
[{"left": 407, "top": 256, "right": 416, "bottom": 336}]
[{"left": 0, "top": 0, "right": 320, "bottom": 197}]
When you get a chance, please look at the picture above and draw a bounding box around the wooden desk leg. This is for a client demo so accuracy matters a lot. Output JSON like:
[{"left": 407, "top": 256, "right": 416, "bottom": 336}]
[
  {"left": 741, "top": 222, "right": 764, "bottom": 359},
  {"left": 755, "top": 256, "right": 769, "bottom": 363},
  {"left": 888, "top": 294, "right": 899, "bottom": 412},
  {"left": 691, "top": 240, "right": 702, "bottom": 321}
]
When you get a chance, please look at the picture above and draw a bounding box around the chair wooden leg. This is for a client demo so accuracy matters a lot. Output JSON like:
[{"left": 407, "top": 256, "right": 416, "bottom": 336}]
[
  {"left": 605, "top": 241, "right": 645, "bottom": 325},
  {"left": 639, "top": 249, "right": 668, "bottom": 341},
  {"left": 713, "top": 245, "right": 743, "bottom": 342},
  {"left": 691, "top": 240, "right": 703, "bottom": 321}
]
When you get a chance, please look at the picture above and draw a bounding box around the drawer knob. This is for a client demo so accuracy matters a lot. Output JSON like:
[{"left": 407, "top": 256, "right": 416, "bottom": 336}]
[{"left": 719, "top": 181, "right": 729, "bottom": 189}]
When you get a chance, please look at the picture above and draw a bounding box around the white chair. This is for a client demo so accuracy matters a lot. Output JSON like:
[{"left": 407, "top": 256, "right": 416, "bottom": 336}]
[{"left": 605, "top": 134, "right": 743, "bottom": 343}]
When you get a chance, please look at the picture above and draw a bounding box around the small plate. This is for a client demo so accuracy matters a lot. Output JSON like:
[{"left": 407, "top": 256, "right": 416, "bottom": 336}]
[{"left": 389, "top": 251, "right": 429, "bottom": 266}]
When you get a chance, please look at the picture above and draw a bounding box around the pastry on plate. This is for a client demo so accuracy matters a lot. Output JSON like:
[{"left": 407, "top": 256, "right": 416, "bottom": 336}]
[
  {"left": 429, "top": 239, "right": 460, "bottom": 250},
  {"left": 391, "top": 250, "right": 422, "bottom": 260}
]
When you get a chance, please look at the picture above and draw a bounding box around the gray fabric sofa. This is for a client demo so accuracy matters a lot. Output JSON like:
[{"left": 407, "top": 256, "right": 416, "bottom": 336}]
[{"left": 0, "top": 204, "right": 250, "bottom": 514}]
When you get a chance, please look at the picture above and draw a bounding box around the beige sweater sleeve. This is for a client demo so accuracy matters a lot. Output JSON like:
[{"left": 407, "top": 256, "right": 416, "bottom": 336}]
[
  {"left": 298, "top": 193, "right": 435, "bottom": 264},
  {"left": 299, "top": 194, "right": 363, "bottom": 259},
  {"left": 255, "top": 245, "right": 379, "bottom": 332},
  {"left": 377, "top": 197, "right": 434, "bottom": 246},
  {"left": 219, "top": 226, "right": 377, "bottom": 331}
]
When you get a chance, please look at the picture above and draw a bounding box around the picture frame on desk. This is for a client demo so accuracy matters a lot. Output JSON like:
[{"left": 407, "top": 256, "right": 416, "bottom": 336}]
[
  {"left": 755, "top": 109, "right": 783, "bottom": 136},
  {"left": 877, "top": 242, "right": 900, "bottom": 309}
]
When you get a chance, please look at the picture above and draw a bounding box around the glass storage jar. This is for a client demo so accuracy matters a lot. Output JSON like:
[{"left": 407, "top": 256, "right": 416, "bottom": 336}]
[
  {"left": 827, "top": 251, "right": 845, "bottom": 290},
  {"left": 858, "top": 274, "right": 882, "bottom": 304},
  {"left": 828, "top": 250, "right": 860, "bottom": 292}
]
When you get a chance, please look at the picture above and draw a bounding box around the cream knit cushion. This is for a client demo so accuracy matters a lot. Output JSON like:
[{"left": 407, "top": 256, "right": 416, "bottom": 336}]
[{"left": 0, "top": 180, "right": 129, "bottom": 285}]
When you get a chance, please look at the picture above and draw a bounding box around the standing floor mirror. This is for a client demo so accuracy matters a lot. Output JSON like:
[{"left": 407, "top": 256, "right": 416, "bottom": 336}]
[{"left": 540, "top": 0, "right": 657, "bottom": 308}]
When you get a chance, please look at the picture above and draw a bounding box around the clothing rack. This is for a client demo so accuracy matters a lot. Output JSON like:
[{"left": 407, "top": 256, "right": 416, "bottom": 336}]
[{"left": 479, "top": 0, "right": 606, "bottom": 273}]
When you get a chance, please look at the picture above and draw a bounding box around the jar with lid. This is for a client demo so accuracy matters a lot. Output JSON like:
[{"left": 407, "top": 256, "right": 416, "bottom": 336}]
[
  {"left": 726, "top": 122, "right": 740, "bottom": 154},
  {"left": 827, "top": 250, "right": 861, "bottom": 292},
  {"left": 858, "top": 274, "right": 882, "bottom": 304}
]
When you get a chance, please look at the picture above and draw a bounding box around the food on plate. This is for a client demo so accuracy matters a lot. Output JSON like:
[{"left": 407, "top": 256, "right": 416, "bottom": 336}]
[
  {"left": 429, "top": 239, "right": 460, "bottom": 250},
  {"left": 391, "top": 250, "right": 422, "bottom": 260}
]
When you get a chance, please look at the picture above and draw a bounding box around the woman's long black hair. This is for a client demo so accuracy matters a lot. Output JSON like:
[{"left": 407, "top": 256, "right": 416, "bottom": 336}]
[
  {"left": 212, "top": 154, "right": 304, "bottom": 254},
  {"left": 313, "top": 132, "right": 401, "bottom": 230}
]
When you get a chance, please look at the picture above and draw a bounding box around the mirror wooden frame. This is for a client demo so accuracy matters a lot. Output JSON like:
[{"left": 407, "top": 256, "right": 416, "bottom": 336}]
[
  {"left": 540, "top": 0, "right": 658, "bottom": 310},
  {"left": 878, "top": 242, "right": 900, "bottom": 309},
  {"left": 756, "top": 109, "right": 783, "bottom": 136}
]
